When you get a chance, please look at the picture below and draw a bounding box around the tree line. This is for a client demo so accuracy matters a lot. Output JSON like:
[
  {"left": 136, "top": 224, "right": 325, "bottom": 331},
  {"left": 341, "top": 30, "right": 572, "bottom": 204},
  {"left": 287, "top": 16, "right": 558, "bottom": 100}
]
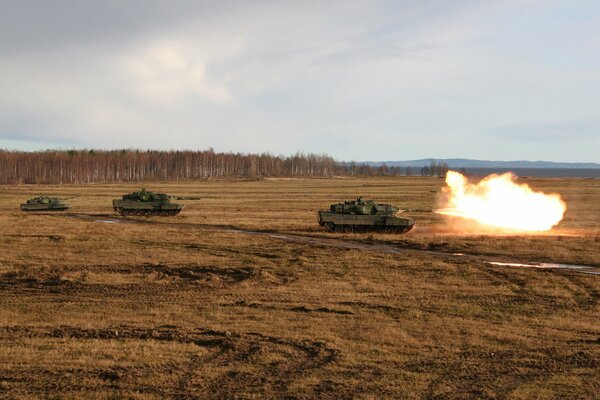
[{"left": 0, "top": 149, "right": 449, "bottom": 184}]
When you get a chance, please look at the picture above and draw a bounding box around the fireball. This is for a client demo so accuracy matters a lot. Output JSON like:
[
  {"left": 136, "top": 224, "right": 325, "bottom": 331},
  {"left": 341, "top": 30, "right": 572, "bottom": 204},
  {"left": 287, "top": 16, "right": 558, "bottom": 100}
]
[{"left": 436, "top": 171, "right": 567, "bottom": 232}]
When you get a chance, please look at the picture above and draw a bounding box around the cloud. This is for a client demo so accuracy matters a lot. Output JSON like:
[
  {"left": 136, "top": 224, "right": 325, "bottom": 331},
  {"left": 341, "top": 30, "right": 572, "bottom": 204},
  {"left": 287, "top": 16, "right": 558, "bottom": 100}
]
[
  {"left": 123, "top": 40, "right": 235, "bottom": 105},
  {"left": 494, "top": 120, "right": 600, "bottom": 141},
  {"left": 0, "top": 0, "right": 598, "bottom": 162}
]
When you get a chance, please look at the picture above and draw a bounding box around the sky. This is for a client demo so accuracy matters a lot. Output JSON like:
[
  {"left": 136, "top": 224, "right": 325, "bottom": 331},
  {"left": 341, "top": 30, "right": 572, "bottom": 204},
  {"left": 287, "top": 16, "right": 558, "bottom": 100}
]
[{"left": 0, "top": 0, "right": 599, "bottom": 162}]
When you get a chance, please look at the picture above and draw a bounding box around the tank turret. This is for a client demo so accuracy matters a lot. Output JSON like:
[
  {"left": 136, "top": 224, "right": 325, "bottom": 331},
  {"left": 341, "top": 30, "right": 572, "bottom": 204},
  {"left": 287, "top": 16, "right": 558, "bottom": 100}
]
[
  {"left": 329, "top": 197, "right": 399, "bottom": 215},
  {"left": 318, "top": 197, "right": 414, "bottom": 233}
]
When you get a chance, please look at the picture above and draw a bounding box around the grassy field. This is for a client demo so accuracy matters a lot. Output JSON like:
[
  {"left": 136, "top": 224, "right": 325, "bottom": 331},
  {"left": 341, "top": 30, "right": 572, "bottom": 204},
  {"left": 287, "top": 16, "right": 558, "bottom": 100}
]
[{"left": 0, "top": 177, "right": 599, "bottom": 399}]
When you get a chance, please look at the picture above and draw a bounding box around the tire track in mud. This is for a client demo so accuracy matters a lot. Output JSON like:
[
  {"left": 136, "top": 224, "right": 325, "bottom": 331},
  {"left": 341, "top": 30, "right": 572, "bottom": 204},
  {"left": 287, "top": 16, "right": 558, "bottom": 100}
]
[
  {"left": 561, "top": 274, "right": 600, "bottom": 308},
  {"left": 481, "top": 267, "right": 600, "bottom": 310},
  {"left": 418, "top": 346, "right": 600, "bottom": 399},
  {"left": 336, "top": 301, "right": 405, "bottom": 317},
  {"left": 222, "top": 300, "right": 355, "bottom": 315},
  {"left": 0, "top": 263, "right": 293, "bottom": 296},
  {"left": 0, "top": 325, "right": 340, "bottom": 399},
  {"left": 62, "top": 213, "right": 600, "bottom": 277}
]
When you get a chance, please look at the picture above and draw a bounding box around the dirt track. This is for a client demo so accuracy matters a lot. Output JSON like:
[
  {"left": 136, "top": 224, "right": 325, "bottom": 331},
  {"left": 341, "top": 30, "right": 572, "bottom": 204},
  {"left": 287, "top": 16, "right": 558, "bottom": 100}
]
[{"left": 63, "top": 213, "right": 600, "bottom": 276}]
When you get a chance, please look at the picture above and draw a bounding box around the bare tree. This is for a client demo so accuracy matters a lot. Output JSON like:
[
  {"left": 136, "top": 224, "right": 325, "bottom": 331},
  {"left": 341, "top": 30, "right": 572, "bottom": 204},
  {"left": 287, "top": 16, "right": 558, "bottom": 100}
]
[{"left": 0, "top": 149, "right": 412, "bottom": 184}]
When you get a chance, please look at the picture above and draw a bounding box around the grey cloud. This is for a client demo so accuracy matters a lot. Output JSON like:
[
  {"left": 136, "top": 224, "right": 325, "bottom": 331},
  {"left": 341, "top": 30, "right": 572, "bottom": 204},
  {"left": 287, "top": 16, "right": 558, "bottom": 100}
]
[
  {"left": 0, "top": 0, "right": 222, "bottom": 55},
  {"left": 0, "top": 0, "right": 598, "bottom": 162},
  {"left": 494, "top": 121, "right": 600, "bottom": 142}
]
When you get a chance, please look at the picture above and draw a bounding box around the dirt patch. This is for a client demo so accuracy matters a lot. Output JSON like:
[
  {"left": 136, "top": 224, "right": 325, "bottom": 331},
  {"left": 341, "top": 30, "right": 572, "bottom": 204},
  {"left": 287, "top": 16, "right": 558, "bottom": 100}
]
[
  {"left": 289, "top": 306, "right": 354, "bottom": 315},
  {"left": 336, "top": 301, "right": 405, "bottom": 316},
  {"left": 0, "top": 234, "right": 64, "bottom": 241},
  {"left": 224, "top": 300, "right": 354, "bottom": 315}
]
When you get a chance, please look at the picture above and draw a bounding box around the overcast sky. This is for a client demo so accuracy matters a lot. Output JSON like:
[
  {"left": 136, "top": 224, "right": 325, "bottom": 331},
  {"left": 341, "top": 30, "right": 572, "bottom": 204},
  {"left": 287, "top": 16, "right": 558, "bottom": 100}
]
[{"left": 1, "top": 0, "right": 599, "bottom": 162}]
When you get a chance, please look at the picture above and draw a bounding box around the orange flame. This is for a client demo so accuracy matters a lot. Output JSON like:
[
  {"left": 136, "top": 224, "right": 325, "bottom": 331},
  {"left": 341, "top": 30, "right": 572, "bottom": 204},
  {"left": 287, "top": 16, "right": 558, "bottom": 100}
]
[{"left": 436, "top": 171, "right": 567, "bottom": 232}]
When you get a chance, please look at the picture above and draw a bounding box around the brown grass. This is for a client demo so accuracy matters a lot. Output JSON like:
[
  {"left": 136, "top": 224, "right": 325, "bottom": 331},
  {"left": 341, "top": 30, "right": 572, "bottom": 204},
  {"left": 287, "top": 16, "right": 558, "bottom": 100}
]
[{"left": 0, "top": 177, "right": 599, "bottom": 399}]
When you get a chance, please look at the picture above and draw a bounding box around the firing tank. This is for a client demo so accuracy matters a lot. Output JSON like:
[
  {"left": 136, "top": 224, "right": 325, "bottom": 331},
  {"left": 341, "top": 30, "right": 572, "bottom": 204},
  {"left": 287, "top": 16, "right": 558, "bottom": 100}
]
[
  {"left": 20, "top": 196, "right": 71, "bottom": 212},
  {"left": 317, "top": 197, "right": 415, "bottom": 233},
  {"left": 112, "top": 188, "right": 183, "bottom": 216}
]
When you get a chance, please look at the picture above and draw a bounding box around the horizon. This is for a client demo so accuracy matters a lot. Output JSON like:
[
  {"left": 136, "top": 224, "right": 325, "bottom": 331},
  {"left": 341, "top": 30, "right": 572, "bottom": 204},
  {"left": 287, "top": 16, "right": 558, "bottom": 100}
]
[
  {"left": 1, "top": 147, "right": 600, "bottom": 166},
  {"left": 1, "top": 1, "right": 599, "bottom": 162}
]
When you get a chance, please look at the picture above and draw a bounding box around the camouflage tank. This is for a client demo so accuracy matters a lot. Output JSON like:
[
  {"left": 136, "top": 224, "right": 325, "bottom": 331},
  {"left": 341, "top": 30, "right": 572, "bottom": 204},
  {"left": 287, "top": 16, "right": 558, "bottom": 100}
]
[
  {"left": 112, "top": 188, "right": 183, "bottom": 216},
  {"left": 20, "top": 196, "right": 71, "bottom": 212},
  {"left": 317, "top": 197, "right": 415, "bottom": 233}
]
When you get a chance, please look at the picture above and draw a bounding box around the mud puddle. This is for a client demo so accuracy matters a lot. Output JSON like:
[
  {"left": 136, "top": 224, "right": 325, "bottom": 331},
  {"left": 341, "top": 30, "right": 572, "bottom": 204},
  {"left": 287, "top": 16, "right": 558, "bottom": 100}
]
[
  {"left": 487, "top": 261, "right": 600, "bottom": 275},
  {"left": 65, "top": 213, "right": 138, "bottom": 224}
]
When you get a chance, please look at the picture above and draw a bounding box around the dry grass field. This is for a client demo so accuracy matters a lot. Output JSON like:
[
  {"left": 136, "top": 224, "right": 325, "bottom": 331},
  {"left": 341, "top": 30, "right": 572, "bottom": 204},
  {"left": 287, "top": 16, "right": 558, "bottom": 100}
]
[{"left": 0, "top": 176, "right": 599, "bottom": 399}]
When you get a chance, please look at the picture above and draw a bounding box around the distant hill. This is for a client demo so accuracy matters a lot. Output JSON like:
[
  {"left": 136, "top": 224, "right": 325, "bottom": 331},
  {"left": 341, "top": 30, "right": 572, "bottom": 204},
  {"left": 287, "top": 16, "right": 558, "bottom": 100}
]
[{"left": 365, "top": 158, "right": 600, "bottom": 169}]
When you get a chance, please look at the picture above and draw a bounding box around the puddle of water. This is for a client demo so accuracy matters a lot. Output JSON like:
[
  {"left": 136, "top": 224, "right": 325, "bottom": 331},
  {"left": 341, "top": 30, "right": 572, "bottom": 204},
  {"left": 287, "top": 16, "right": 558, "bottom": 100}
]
[
  {"left": 487, "top": 261, "right": 552, "bottom": 268},
  {"left": 93, "top": 218, "right": 136, "bottom": 224},
  {"left": 268, "top": 234, "right": 290, "bottom": 240},
  {"left": 487, "top": 261, "right": 597, "bottom": 272},
  {"left": 538, "top": 263, "right": 592, "bottom": 270},
  {"left": 64, "top": 214, "right": 137, "bottom": 224}
]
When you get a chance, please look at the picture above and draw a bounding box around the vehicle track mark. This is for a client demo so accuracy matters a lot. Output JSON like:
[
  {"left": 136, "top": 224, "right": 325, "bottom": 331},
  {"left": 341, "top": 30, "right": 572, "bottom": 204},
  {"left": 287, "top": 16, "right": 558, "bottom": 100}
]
[
  {"left": 59, "top": 213, "right": 600, "bottom": 277},
  {"left": 0, "top": 325, "right": 340, "bottom": 399}
]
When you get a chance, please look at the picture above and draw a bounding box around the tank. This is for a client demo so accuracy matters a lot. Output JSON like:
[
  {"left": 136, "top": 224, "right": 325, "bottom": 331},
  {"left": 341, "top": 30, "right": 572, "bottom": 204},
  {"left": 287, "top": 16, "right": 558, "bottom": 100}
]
[
  {"left": 317, "top": 197, "right": 415, "bottom": 233},
  {"left": 20, "top": 196, "right": 71, "bottom": 212},
  {"left": 112, "top": 188, "right": 183, "bottom": 216}
]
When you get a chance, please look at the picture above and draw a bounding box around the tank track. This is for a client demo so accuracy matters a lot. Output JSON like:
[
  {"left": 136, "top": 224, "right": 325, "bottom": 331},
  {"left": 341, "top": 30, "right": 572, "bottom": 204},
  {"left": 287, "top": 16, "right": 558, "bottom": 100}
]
[
  {"left": 114, "top": 208, "right": 181, "bottom": 216},
  {"left": 321, "top": 223, "right": 413, "bottom": 234}
]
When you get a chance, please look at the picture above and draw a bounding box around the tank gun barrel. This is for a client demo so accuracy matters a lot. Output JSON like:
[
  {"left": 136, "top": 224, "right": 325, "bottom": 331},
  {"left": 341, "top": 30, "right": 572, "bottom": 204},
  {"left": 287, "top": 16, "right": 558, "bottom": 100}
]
[{"left": 173, "top": 196, "right": 201, "bottom": 200}]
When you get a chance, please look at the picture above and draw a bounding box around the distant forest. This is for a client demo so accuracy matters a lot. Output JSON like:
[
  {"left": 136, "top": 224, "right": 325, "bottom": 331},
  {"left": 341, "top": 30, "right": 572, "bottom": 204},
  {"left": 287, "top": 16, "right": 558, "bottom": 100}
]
[{"left": 0, "top": 149, "right": 449, "bottom": 184}]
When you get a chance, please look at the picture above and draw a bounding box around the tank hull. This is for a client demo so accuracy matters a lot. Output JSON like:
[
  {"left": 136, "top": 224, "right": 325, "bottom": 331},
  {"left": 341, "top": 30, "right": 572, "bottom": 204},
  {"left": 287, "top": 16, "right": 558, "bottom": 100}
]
[
  {"left": 20, "top": 204, "right": 70, "bottom": 212},
  {"left": 112, "top": 200, "right": 183, "bottom": 216},
  {"left": 317, "top": 211, "right": 414, "bottom": 233}
]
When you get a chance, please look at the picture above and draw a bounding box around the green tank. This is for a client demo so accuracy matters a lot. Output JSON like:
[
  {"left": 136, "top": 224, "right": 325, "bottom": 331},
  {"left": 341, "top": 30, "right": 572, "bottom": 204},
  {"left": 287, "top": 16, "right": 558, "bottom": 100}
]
[
  {"left": 112, "top": 188, "right": 183, "bottom": 216},
  {"left": 317, "top": 197, "right": 415, "bottom": 233},
  {"left": 20, "top": 196, "right": 71, "bottom": 212}
]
